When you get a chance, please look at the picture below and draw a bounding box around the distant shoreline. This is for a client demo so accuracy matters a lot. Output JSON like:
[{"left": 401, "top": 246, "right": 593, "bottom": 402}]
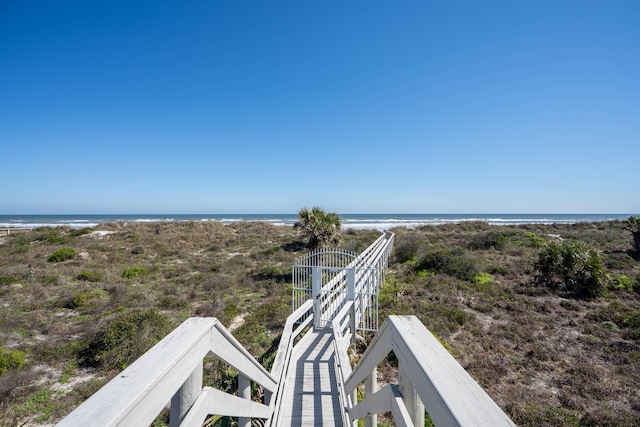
[{"left": 0, "top": 213, "right": 634, "bottom": 232}]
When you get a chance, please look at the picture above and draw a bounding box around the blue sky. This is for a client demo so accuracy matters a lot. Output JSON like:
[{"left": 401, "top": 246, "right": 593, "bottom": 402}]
[{"left": 1, "top": 1, "right": 638, "bottom": 214}]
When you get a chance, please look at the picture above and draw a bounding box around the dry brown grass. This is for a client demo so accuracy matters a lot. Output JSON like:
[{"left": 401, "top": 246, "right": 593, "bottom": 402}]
[
  {"left": 1, "top": 220, "right": 639, "bottom": 425},
  {"left": 382, "top": 221, "right": 640, "bottom": 426}
]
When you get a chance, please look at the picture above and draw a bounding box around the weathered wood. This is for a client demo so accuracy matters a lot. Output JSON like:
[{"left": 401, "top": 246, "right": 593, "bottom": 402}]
[
  {"left": 57, "top": 318, "right": 217, "bottom": 427},
  {"left": 57, "top": 318, "right": 277, "bottom": 427},
  {"left": 346, "top": 316, "right": 516, "bottom": 427},
  {"left": 170, "top": 362, "right": 203, "bottom": 427},
  {"left": 398, "top": 363, "right": 424, "bottom": 426},
  {"left": 277, "top": 329, "right": 344, "bottom": 426},
  {"left": 179, "top": 386, "right": 270, "bottom": 425},
  {"left": 349, "top": 384, "right": 412, "bottom": 427},
  {"left": 238, "top": 374, "right": 252, "bottom": 427},
  {"left": 364, "top": 368, "right": 377, "bottom": 427},
  {"left": 267, "top": 300, "right": 313, "bottom": 426}
]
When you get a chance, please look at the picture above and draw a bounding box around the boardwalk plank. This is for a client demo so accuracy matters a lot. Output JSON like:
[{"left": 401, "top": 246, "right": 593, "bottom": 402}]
[{"left": 278, "top": 329, "right": 343, "bottom": 427}]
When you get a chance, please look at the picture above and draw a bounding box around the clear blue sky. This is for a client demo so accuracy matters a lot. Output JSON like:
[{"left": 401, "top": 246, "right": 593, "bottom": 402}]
[{"left": 1, "top": 1, "right": 638, "bottom": 214}]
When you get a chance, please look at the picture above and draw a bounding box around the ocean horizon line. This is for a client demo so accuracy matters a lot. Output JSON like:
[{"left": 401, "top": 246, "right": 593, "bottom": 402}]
[{"left": 0, "top": 213, "right": 635, "bottom": 231}]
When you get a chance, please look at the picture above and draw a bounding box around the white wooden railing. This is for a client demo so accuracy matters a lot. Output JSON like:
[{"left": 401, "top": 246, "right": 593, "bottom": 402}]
[
  {"left": 312, "top": 231, "right": 394, "bottom": 330},
  {"left": 57, "top": 318, "right": 276, "bottom": 427},
  {"left": 58, "top": 229, "right": 516, "bottom": 427},
  {"left": 265, "top": 299, "right": 313, "bottom": 427},
  {"left": 332, "top": 313, "right": 517, "bottom": 427}
]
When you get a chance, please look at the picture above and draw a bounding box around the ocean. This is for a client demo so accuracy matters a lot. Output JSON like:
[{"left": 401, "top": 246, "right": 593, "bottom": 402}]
[{"left": 0, "top": 213, "right": 633, "bottom": 231}]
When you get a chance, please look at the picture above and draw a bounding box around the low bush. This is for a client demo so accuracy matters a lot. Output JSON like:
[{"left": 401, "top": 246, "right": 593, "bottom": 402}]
[
  {"left": 394, "top": 234, "right": 422, "bottom": 263},
  {"left": 473, "top": 272, "right": 493, "bottom": 284},
  {"left": 535, "top": 241, "right": 607, "bottom": 299},
  {"left": 76, "top": 271, "right": 103, "bottom": 282},
  {"left": 78, "top": 309, "right": 171, "bottom": 370},
  {"left": 609, "top": 274, "right": 633, "bottom": 292},
  {"left": 0, "top": 276, "right": 20, "bottom": 286},
  {"left": 417, "top": 248, "right": 480, "bottom": 282},
  {"left": 525, "top": 232, "right": 546, "bottom": 248},
  {"left": 0, "top": 348, "right": 26, "bottom": 376},
  {"left": 622, "top": 216, "right": 640, "bottom": 255},
  {"left": 65, "top": 291, "right": 103, "bottom": 310},
  {"left": 35, "top": 228, "right": 68, "bottom": 245},
  {"left": 122, "top": 266, "right": 148, "bottom": 279},
  {"left": 48, "top": 247, "right": 77, "bottom": 263},
  {"left": 468, "top": 231, "right": 507, "bottom": 250}
]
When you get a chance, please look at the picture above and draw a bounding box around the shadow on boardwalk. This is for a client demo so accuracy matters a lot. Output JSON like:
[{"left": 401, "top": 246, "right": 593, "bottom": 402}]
[{"left": 279, "top": 329, "right": 343, "bottom": 426}]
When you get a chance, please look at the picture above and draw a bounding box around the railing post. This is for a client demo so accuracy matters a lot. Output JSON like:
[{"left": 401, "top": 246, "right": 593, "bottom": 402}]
[
  {"left": 347, "top": 268, "right": 357, "bottom": 345},
  {"left": 312, "top": 266, "right": 322, "bottom": 328},
  {"left": 169, "top": 360, "right": 203, "bottom": 427},
  {"left": 238, "top": 374, "right": 251, "bottom": 427},
  {"left": 398, "top": 363, "right": 425, "bottom": 427},
  {"left": 365, "top": 368, "right": 377, "bottom": 427}
]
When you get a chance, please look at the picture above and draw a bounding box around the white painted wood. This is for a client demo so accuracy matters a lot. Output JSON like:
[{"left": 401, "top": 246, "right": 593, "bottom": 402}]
[
  {"left": 180, "top": 386, "right": 270, "bottom": 426},
  {"left": 238, "top": 374, "right": 251, "bottom": 427},
  {"left": 346, "top": 316, "right": 516, "bottom": 427},
  {"left": 57, "top": 318, "right": 277, "bottom": 427},
  {"left": 349, "top": 383, "right": 412, "bottom": 427},
  {"left": 364, "top": 368, "right": 377, "bottom": 427},
  {"left": 57, "top": 317, "right": 217, "bottom": 427},
  {"left": 277, "top": 329, "right": 344, "bottom": 426},
  {"left": 210, "top": 326, "right": 275, "bottom": 390},
  {"left": 170, "top": 362, "right": 203, "bottom": 427},
  {"left": 398, "top": 363, "right": 424, "bottom": 426},
  {"left": 266, "top": 300, "right": 313, "bottom": 427}
]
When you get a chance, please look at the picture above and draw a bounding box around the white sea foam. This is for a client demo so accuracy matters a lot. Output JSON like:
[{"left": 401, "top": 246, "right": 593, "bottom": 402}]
[{"left": 0, "top": 222, "right": 100, "bottom": 229}]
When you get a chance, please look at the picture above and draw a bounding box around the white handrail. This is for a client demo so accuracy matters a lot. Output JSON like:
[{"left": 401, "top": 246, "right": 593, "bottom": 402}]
[
  {"left": 345, "top": 316, "right": 516, "bottom": 426},
  {"left": 265, "top": 299, "right": 314, "bottom": 427},
  {"left": 57, "top": 318, "right": 276, "bottom": 427}
]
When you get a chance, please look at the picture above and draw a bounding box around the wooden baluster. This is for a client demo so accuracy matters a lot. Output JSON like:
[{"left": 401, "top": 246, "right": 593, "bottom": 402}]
[
  {"left": 365, "top": 367, "right": 377, "bottom": 427},
  {"left": 169, "top": 361, "right": 203, "bottom": 427},
  {"left": 238, "top": 374, "right": 251, "bottom": 427},
  {"left": 398, "top": 362, "right": 425, "bottom": 427}
]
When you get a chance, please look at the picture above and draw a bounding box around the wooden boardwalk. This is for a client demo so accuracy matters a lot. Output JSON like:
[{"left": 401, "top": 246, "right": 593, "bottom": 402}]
[{"left": 278, "top": 328, "right": 344, "bottom": 426}]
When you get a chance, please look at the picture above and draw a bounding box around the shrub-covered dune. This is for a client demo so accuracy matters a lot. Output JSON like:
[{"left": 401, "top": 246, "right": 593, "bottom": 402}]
[{"left": 0, "top": 220, "right": 639, "bottom": 425}]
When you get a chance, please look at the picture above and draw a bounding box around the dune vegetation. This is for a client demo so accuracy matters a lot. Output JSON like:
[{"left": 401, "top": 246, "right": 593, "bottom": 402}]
[{"left": 0, "top": 219, "right": 639, "bottom": 425}]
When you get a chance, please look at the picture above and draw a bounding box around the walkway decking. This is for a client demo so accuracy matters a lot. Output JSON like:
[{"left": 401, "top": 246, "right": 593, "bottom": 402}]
[{"left": 278, "top": 328, "right": 343, "bottom": 426}]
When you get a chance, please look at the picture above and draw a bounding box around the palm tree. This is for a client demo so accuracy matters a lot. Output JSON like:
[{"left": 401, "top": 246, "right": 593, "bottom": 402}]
[{"left": 294, "top": 207, "right": 342, "bottom": 249}]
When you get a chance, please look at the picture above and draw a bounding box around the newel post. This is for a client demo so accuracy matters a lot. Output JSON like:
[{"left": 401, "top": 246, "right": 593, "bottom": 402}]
[
  {"left": 169, "top": 361, "right": 203, "bottom": 427},
  {"left": 238, "top": 374, "right": 251, "bottom": 427},
  {"left": 398, "top": 363, "right": 425, "bottom": 426}
]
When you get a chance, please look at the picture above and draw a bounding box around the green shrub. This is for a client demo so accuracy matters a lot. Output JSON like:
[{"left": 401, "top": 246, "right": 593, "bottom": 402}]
[
  {"left": 65, "top": 290, "right": 103, "bottom": 310},
  {"left": 78, "top": 309, "right": 171, "bottom": 370},
  {"left": 69, "top": 227, "right": 92, "bottom": 237},
  {"left": 468, "top": 231, "right": 507, "bottom": 250},
  {"left": 122, "top": 266, "right": 148, "bottom": 279},
  {"left": 417, "top": 248, "right": 480, "bottom": 282},
  {"left": 609, "top": 274, "right": 633, "bottom": 292},
  {"left": 76, "top": 271, "right": 103, "bottom": 282},
  {"left": 525, "top": 232, "right": 546, "bottom": 248},
  {"left": 36, "top": 228, "right": 68, "bottom": 244},
  {"left": 535, "top": 241, "right": 607, "bottom": 299},
  {"left": 48, "top": 247, "right": 77, "bottom": 263},
  {"left": 0, "top": 347, "right": 26, "bottom": 376},
  {"left": 394, "top": 234, "right": 422, "bottom": 263},
  {"left": 0, "top": 275, "right": 20, "bottom": 286},
  {"left": 622, "top": 216, "right": 640, "bottom": 254},
  {"left": 622, "top": 311, "right": 640, "bottom": 342},
  {"left": 473, "top": 272, "right": 493, "bottom": 284},
  {"left": 158, "top": 295, "right": 187, "bottom": 309}
]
